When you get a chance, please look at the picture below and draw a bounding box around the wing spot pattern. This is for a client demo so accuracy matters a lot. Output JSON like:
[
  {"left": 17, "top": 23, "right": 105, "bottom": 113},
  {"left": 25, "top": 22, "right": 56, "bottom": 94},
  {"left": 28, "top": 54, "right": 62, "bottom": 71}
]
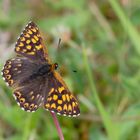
[
  {"left": 72, "top": 102, "right": 76, "bottom": 108},
  {"left": 48, "top": 88, "right": 54, "bottom": 95},
  {"left": 20, "top": 37, "right": 25, "bottom": 41},
  {"left": 53, "top": 94, "right": 58, "bottom": 101},
  {"left": 57, "top": 106, "right": 62, "bottom": 112},
  {"left": 28, "top": 30, "right": 33, "bottom": 34},
  {"left": 31, "top": 96, "right": 35, "bottom": 100},
  {"left": 29, "top": 91, "right": 34, "bottom": 96},
  {"left": 58, "top": 100, "right": 62, "bottom": 104},
  {"left": 14, "top": 91, "right": 22, "bottom": 98},
  {"left": 29, "top": 104, "right": 35, "bottom": 109},
  {"left": 32, "top": 38, "right": 37, "bottom": 43},
  {"left": 51, "top": 103, "right": 56, "bottom": 109},
  {"left": 24, "top": 103, "right": 29, "bottom": 108},
  {"left": 16, "top": 47, "right": 20, "bottom": 52},
  {"left": 17, "top": 71, "right": 21, "bottom": 74},
  {"left": 63, "top": 104, "right": 67, "bottom": 111},
  {"left": 26, "top": 40, "right": 31, "bottom": 44},
  {"left": 45, "top": 103, "right": 50, "bottom": 108},
  {"left": 62, "top": 95, "right": 66, "bottom": 101},
  {"left": 66, "top": 94, "right": 70, "bottom": 102},
  {"left": 34, "top": 35, "right": 39, "bottom": 41},
  {"left": 68, "top": 104, "right": 72, "bottom": 112},
  {"left": 4, "top": 70, "right": 9, "bottom": 74},
  {"left": 9, "top": 80, "right": 14, "bottom": 85},
  {"left": 5, "top": 64, "right": 11, "bottom": 69},
  {"left": 20, "top": 98, "right": 25, "bottom": 103},
  {"left": 14, "top": 68, "right": 18, "bottom": 71},
  {"left": 58, "top": 87, "right": 65, "bottom": 93},
  {"left": 6, "top": 75, "right": 11, "bottom": 79},
  {"left": 35, "top": 45, "right": 42, "bottom": 50},
  {"left": 17, "top": 64, "right": 22, "bottom": 67},
  {"left": 24, "top": 33, "right": 30, "bottom": 38},
  {"left": 27, "top": 51, "right": 35, "bottom": 55},
  {"left": 31, "top": 28, "right": 37, "bottom": 33},
  {"left": 22, "top": 49, "right": 27, "bottom": 52},
  {"left": 47, "top": 97, "right": 52, "bottom": 102},
  {"left": 26, "top": 45, "right": 32, "bottom": 50},
  {"left": 19, "top": 42, "right": 24, "bottom": 47}
]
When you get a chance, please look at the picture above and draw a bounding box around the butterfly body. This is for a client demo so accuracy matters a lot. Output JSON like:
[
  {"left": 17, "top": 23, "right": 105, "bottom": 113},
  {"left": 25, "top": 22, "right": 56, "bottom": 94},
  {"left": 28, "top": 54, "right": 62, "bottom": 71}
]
[
  {"left": 29, "top": 63, "right": 57, "bottom": 78},
  {"left": 1, "top": 21, "right": 80, "bottom": 117},
  {"left": 37, "top": 64, "right": 52, "bottom": 76}
]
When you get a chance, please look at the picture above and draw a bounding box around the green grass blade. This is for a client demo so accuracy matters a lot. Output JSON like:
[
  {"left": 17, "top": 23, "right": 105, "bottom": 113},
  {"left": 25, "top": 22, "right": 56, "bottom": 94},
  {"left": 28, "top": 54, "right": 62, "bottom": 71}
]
[
  {"left": 22, "top": 114, "right": 33, "bottom": 140},
  {"left": 109, "top": 0, "right": 140, "bottom": 55},
  {"left": 82, "top": 44, "right": 119, "bottom": 140}
]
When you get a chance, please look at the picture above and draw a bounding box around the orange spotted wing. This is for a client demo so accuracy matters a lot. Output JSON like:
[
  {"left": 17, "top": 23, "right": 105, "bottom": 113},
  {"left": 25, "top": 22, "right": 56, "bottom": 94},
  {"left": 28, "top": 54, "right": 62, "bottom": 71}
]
[
  {"left": 1, "top": 21, "right": 80, "bottom": 117},
  {"left": 15, "top": 22, "right": 48, "bottom": 62}
]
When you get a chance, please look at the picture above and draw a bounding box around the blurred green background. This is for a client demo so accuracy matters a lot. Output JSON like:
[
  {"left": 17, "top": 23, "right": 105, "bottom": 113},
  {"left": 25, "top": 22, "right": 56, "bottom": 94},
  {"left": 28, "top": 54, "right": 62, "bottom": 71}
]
[{"left": 0, "top": 0, "right": 140, "bottom": 140}]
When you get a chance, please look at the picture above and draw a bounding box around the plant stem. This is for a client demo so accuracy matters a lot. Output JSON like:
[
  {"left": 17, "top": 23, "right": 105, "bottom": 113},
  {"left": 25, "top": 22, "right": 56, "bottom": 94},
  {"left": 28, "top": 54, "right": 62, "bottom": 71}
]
[
  {"left": 81, "top": 42, "right": 119, "bottom": 140},
  {"left": 50, "top": 112, "right": 64, "bottom": 140}
]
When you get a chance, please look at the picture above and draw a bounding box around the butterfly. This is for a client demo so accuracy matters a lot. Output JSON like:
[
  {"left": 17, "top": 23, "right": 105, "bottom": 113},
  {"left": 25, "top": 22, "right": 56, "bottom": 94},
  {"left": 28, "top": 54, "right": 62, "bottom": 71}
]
[{"left": 1, "top": 21, "right": 80, "bottom": 117}]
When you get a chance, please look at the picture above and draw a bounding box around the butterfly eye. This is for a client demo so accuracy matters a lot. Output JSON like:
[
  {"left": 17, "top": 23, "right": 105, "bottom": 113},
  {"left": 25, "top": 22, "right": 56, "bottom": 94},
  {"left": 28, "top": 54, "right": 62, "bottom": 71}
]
[{"left": 54, "top": 63, "right": 58, "bottom": 70}]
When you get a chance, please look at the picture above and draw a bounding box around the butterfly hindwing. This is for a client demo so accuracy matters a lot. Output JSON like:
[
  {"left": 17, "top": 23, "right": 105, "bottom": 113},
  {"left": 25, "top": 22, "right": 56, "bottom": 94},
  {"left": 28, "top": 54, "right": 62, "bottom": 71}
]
[
  {"left": 44, "top": 72, "right": 80, "bottom": 117},
  {"left": 13, "top": 77, "right": 46, "bottom": 112},
  {"left": 15, "top": 22, "right": 48, "bottom": 62}
]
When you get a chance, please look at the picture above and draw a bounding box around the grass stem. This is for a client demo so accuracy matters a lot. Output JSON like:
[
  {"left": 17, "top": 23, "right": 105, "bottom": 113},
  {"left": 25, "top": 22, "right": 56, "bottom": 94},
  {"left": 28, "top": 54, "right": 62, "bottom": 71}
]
[{"left": 50, "top": 112, "right": 64, "bottom": 140}]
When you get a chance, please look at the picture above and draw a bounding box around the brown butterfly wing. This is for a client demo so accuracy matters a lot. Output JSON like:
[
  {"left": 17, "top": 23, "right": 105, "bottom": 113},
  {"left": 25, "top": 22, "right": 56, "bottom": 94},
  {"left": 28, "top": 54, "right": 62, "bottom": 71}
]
[
  {"left": 1, "top": 57, "right": 47, "bottom": 112},
  {"left": 1, "top": 57, "right": 37, "bottom": 87},
  {"left": 13, "top": 78, "right": 46, "bottom": 112}
]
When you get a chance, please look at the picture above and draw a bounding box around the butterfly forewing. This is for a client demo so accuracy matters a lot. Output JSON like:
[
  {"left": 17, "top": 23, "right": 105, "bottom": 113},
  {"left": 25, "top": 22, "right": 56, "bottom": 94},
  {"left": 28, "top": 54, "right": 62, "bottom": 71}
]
[{"left": 15, "top": 22, "right": 48, "bottom": 62}]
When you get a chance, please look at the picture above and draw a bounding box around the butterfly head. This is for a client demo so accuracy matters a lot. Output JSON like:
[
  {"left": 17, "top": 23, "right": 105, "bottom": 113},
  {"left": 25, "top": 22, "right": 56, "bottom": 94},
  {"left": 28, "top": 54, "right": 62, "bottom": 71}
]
[
  {"left": 54, "top": 63, "right": 58, "bottom": 70},
  {"left": 50, "top": 63, "right": 58, "bottom": 71}
]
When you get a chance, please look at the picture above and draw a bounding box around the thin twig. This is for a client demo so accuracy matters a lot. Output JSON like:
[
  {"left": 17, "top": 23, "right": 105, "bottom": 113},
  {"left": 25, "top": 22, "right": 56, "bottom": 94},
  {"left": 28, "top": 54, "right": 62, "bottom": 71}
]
[
  {"left": 50, "top": 112, "right": 64, "bottom": 140},
  {"left": 2, "top": 0, "right": 10, "bottom": 15},
  {"left": 89, "top": 1, "right": 116, "bottom": 42}
]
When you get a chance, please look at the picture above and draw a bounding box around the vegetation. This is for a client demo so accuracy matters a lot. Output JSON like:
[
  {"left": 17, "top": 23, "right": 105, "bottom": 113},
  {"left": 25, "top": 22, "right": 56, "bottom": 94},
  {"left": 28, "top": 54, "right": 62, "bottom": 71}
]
[{"left": 0, "top": 0, "right": 140, "bottom": 140}]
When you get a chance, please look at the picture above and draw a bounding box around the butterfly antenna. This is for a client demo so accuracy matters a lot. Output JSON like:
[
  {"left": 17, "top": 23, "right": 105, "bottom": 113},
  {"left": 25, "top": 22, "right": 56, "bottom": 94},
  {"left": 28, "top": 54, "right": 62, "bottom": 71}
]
[
  {"left": 57, "top": 38, "right": 77, "bottom": 73},
  {"left": 58, "top": 38, "right": 61, "bottom": 49}
]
